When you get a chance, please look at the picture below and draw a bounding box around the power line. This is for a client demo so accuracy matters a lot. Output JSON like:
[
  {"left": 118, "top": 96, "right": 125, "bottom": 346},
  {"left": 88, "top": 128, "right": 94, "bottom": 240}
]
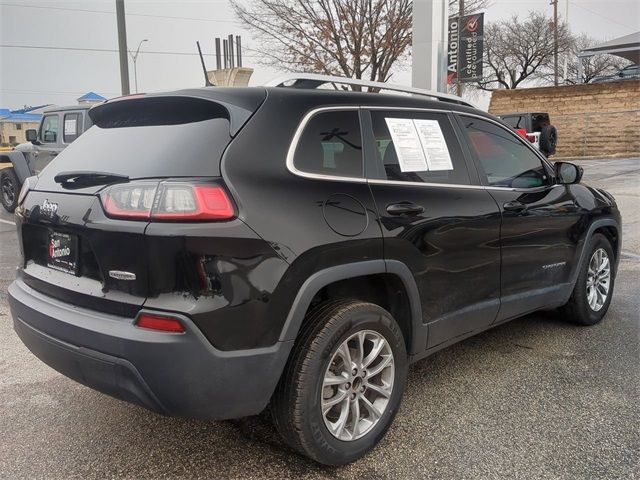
[
  {"left": 0, "top": 2, "right": 239, "bottom": 24},
  {"left": 0, "top": 44, "right": 261, "bottom": 59},
  {"left": 0, "top": 88, "right": 121, "bottom": 96},
  {"left": 568, "top": 0, "right": 636, "bottom": 31}
]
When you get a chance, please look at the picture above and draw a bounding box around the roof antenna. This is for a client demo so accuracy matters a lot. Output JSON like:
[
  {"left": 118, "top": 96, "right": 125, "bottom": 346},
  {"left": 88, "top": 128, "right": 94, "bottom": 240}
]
[{"left": 196, "top": 41, "right": 214, "bottom": 87}]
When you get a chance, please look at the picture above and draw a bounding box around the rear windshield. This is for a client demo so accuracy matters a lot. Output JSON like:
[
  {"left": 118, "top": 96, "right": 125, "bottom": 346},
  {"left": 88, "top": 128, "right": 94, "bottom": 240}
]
[{"left": 36, "top": 98, "right": 232, "bottom": 189}]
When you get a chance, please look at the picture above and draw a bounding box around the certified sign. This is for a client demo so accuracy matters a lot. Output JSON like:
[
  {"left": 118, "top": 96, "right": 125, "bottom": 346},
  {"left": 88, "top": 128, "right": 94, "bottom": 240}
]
[{"left": 458, "top": 13, "right": 484, "bottom": 83}]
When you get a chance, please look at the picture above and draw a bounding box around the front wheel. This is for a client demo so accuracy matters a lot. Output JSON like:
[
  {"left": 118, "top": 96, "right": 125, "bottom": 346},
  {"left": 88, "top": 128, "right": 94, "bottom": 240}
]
[
  {"left": 561, "top": 233, "right": 615, "bottom": 325},
  {"left": 1, "top": 167, "right": 20, "bottom": 213},
  {"left": 271, "top": 300, "right": 408, "bottom": 465}
]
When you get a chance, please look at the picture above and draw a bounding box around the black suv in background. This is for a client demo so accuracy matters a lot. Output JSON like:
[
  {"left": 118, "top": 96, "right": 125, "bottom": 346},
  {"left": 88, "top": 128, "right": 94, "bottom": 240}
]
[
  {"left": 497, "top": 112, "right": 557, "bottom": 157},
  {"left": 8, "top": 75, "right": 621, "bottom": 465}
]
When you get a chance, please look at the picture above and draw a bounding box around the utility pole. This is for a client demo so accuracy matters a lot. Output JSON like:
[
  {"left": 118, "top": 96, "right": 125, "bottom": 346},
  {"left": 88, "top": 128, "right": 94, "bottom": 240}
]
[
  {"left": 457, "top": 0, "right": 465, "bottom": 97},
  {"left": 116, "top": 0, "right": 130, "bottom": 95},
  {"left": 552, "top": 0, "right": 559, "bottom": 86}
]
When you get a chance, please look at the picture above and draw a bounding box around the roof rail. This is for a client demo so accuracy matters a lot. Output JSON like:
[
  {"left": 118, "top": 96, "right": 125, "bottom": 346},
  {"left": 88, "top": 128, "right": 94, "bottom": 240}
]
[{"left": 265, "top": 73, "right": 475, "bottom": 108}]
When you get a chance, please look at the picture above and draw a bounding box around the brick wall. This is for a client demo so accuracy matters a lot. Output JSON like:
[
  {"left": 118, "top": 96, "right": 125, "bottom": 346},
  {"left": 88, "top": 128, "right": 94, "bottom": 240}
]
[{"left": 488, "top": 80, "right": 640, "bottom": 158}]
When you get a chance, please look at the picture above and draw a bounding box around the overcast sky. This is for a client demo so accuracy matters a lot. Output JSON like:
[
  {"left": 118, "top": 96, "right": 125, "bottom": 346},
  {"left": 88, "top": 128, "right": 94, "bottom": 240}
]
[{"left": 1, "top": 0, "right": 638, "bottom": 110}]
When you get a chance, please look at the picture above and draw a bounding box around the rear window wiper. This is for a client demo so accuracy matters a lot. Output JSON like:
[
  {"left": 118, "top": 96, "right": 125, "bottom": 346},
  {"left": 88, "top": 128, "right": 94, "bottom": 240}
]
[{"left": 54, "top": 171, "right": 130, "bottom": 190}]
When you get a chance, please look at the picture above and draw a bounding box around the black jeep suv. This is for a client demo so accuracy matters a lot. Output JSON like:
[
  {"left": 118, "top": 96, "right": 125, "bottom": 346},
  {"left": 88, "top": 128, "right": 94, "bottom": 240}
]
[{"left": 8, "top": 75, "right": 621, "bottom": 465}]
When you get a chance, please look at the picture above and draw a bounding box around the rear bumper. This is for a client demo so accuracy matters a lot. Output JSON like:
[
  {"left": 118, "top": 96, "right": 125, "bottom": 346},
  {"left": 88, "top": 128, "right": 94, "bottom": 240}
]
[{"left": 8, "top": 279, "right": 293, "bottom": 420}]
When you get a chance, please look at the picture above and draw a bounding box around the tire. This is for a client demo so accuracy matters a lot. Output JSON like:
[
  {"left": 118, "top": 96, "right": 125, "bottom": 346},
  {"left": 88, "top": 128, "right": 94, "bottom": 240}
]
[
  {"left": 271, "top": 299, "right": 408, "bottom": 465},
  {"left": 561, "top": 233, "right": 615, "bottom": 326},
  {"left": 1, "top": 166, "right": 20, "bottom": 213},
  {"left": 539, "top": 125, "right": 557, "bottom": 156}
]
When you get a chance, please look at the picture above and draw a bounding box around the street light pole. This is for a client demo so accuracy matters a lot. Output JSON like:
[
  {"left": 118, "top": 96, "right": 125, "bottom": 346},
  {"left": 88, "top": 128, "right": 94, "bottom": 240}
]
[{"left": 129, "top": 39, "right": 148, "bottom": 93}]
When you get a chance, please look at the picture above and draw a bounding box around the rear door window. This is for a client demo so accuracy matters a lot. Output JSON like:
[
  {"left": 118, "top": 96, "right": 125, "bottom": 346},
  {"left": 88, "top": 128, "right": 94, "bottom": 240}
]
[
  {"left": 369, "top": 110, "right": 471, "bottom": 185},
  {"left": 293, "top": 110, "right": 363, "bottom": 178},
  {"left": 63, "top": 113, "right": 81, "bottom": 143}
]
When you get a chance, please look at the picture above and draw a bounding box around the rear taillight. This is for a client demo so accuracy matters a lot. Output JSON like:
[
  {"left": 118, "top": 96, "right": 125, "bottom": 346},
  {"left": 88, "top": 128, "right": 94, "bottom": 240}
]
[
  {"left": 153, "top": 184, "right": 234, "bottom": 220},
  {"left": 136, "top": 313, "right": 185, "bottom": 333},
  {"left": 100, "top": 181, "right": 234, "bottom": 221},
  {"left": 101, "top": 182, "right": 157, "bottom": 219}
]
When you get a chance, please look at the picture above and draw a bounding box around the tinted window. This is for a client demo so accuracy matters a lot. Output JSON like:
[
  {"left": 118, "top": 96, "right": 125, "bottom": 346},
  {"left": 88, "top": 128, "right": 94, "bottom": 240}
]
[
  {"left": 294, "top": 111, "right": 363, "bottom": 178},
  {"left": 501, "top": 116, "right": 525, "bottom": 129},
  {"left": 460, "top": 116, "right": 548, "bottom": 188},
  {"left": 36, "top": 118, "right": 231, "bottom": 190},
  {"left": 63, "top": 113, "right": 81, "bottom": 143},
  {"left": 370, "top": 111, "right": 470, "bottom": 185},
  {"left": 40, "top": 114, "right": 59, "bottom": 143}
]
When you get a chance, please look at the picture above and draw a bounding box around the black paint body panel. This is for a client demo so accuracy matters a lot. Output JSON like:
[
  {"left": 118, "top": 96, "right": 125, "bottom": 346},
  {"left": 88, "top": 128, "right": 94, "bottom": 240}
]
[{"left": 8, "top": 85, "right": 622, "bottom": 419}]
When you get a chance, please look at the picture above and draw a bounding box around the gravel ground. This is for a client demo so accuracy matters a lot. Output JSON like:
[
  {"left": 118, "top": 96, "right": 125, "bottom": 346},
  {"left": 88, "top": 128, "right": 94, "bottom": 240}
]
[{"left": 0, "top": 158, "right": 638, "bottom": 479}]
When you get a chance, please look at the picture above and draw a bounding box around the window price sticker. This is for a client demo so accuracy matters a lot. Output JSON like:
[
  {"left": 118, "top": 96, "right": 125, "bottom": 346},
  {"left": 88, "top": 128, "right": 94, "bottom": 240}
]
[{"left": 384, "top": 118, "right": 453, "bottom": 172}]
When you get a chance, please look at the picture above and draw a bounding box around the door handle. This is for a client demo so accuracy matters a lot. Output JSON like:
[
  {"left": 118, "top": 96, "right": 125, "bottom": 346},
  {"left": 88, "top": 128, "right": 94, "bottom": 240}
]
[
  {"left": 386, "top": 202, "right": 425, "bottom": 216},
  {"left": 503, "top": 200, "right": 527, "bottom": 213}
]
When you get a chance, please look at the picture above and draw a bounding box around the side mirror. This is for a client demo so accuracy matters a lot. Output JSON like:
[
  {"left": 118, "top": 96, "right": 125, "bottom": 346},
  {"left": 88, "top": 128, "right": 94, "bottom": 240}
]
[
  {"left": 26, "top": 129, "right": 38, "bottom": 143},
  {"left": 555, "top": 161, "right": 583, "bottom": 185}
]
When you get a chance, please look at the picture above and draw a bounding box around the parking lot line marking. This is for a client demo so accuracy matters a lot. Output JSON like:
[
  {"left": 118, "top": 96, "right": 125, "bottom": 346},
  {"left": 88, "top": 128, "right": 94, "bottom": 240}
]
[{"left": 0, "top": 218, "right": 15, "bottom": 226}]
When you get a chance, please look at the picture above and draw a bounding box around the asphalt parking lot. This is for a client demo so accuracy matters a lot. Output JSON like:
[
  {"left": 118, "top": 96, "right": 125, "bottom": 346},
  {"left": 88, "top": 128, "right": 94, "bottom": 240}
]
[{"left": 0, "top": 158, "right": 638, "bottom": 479}]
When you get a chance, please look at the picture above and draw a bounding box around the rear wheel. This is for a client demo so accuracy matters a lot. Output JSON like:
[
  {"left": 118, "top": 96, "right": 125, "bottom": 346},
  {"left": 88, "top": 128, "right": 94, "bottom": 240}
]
[
  {"left": 1, "top": 167, "right": 20, "bottom": 213},
  {"left": 561, "top": 233, "right": 615, "bottom": 325},
  {"left": 271, "top": 299, "right": 407, "bottom": 465},
  {"left": 539, "top": 125, "right": 557, "bottom": 156}
]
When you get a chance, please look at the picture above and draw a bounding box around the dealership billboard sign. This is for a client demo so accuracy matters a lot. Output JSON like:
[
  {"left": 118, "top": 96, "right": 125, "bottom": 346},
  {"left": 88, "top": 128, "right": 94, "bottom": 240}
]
[{"left": 447, "top": 12, "right": 484, "bottom": 84}]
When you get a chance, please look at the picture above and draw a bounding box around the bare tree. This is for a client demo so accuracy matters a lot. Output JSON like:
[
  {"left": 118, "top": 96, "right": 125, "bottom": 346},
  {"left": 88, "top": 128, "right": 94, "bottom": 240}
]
[
  {"left": 558, "top": 33, "right": 630, "bottom": 84},
  {"left": 232, "top": 0, "right": 411, "bottom": 84},
  {"left": 448, "top": 0, "right": 491, "bottom": 17},
  {"left": 474, "top": 11, "right": 572, "bottom": 90}
]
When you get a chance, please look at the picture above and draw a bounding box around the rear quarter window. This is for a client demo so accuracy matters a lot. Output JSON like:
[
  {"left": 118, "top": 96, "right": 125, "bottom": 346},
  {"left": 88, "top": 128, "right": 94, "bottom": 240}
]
[{"left": 293, "top": 110, "right": 363, "bottom": 178}]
